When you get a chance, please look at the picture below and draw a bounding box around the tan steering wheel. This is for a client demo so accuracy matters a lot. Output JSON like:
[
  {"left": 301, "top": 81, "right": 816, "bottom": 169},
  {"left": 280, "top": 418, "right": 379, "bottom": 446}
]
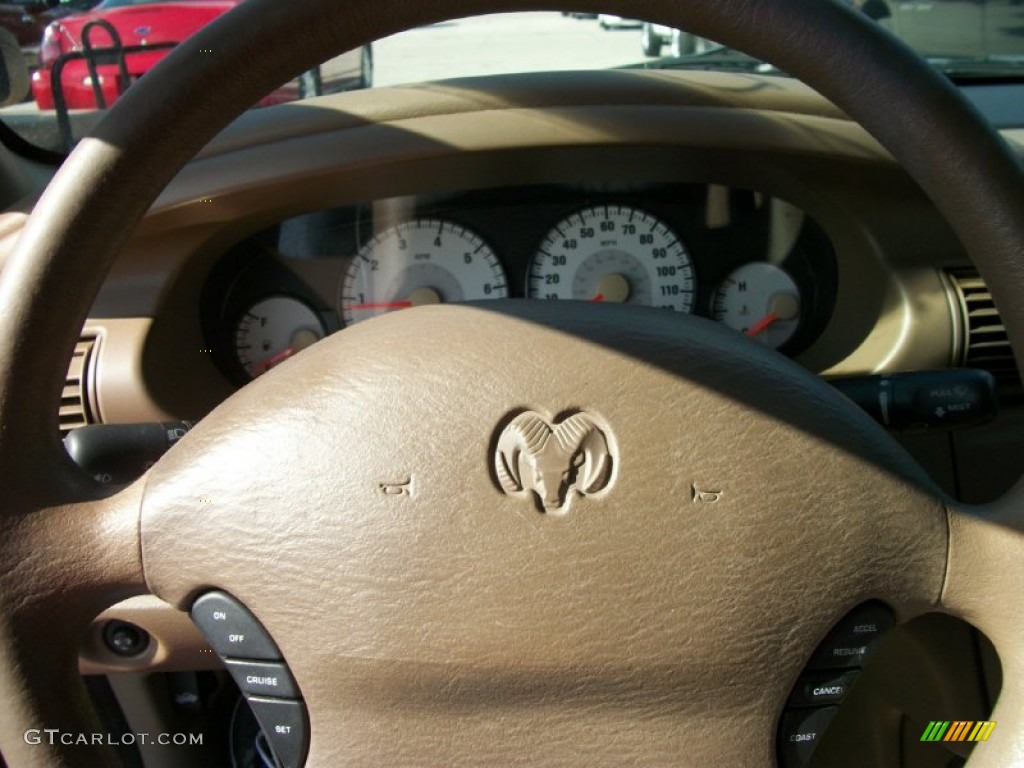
[{"left": 1, "top": 1, "right": 1023, "bottom": 766}]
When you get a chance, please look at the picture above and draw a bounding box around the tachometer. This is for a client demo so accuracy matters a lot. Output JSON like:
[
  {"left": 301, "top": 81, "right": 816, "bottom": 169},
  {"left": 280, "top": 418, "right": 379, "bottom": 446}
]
[
  {"left": 528, "top": 205, "right": 695, "bottom": 312},
  {"left": 339, "top": 219, "right": 507, "bottom": 326}
]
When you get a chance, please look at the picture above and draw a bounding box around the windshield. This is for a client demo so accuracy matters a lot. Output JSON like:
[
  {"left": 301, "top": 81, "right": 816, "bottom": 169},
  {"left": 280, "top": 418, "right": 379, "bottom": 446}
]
[{"left": 2, "top": 5, "right": 1023, "bottom": 155}]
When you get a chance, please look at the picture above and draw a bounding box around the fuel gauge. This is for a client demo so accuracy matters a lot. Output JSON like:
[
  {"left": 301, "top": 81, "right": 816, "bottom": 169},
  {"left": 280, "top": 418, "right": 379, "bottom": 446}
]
[
  {"left": 712, "top": 263, "right": 801, "bottom": 349},
  {"left": 234, "top": 295, "right": 326, "bottom": 379}
]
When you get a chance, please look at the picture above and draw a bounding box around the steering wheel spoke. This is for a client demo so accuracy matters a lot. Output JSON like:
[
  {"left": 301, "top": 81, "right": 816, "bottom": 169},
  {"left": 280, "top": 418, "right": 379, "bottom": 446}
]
[
  {"left": 0, "top": 468, "right": 144, "bottom": 767},
  {"left": 939, "top": 488, "right": 1024, "bottom": 766}
]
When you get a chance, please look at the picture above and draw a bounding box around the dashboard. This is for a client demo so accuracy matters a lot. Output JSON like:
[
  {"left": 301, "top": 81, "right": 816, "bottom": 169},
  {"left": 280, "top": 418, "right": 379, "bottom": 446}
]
[
  {"left": 200, "top": 183, "right": 838, "bottom": 384},
  {"left": 23, "top": 70, "right": 977, "bottom": 432},
  {"left": 0, "top": 69, "right": 1002, "bottom": 469}
]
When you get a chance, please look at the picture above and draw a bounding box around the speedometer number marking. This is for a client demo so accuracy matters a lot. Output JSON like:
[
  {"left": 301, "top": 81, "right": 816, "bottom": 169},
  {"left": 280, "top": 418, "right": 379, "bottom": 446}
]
[{"left": 529, "top": 205, "right": 695, "bottom": 312}]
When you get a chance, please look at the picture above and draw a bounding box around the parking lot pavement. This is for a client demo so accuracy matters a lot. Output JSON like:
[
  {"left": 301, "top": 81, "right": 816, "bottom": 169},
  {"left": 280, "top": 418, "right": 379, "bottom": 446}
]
[
  {"left": 373, "top": 12, "right": 652, "bottom": 87},
  {"left": 0, "top": 12, "right": 653, "bottom": 150}
]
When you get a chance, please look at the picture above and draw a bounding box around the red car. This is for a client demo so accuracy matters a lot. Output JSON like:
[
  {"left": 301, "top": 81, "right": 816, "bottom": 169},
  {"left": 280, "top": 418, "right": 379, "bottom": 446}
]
[
  {"left": 0, "top": 0, "right": 97, "bottom": 72},
  {"left": 31, "top": 0, "right": 371, "bottom": 110}
]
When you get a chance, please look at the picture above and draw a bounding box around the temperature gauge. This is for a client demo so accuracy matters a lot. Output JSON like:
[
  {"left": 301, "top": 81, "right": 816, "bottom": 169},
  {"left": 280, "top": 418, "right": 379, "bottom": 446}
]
[
  {"left": 234, "top": 296, "right": 326, "bottom": 379},
  {"left": 712, "top": 263, "right": 801, "bottom": 349}
]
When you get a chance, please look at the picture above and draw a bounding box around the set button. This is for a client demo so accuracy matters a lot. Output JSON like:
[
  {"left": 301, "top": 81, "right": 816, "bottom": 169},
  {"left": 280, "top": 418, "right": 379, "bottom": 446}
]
[{"left": 246, "top": 697, "right": 309, "bottom": 768}]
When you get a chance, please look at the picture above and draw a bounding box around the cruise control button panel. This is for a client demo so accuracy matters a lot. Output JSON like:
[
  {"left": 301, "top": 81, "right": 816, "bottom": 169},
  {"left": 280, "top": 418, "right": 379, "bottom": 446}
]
[
  {"left": 191, "top": 591, "right": 308, "bottom": 768},
  {"left": 777, "top": 602, "right": 894, "bottom": 767}
]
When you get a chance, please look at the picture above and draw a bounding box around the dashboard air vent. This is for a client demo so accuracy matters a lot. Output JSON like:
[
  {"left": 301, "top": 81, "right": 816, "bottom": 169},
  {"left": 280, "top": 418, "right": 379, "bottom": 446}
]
[
  {"left": 61, "top": 333, "right": 97, "bottom": 433},
  {"left": 947, "top": 268, "right": 1021, "bottom": 391}
]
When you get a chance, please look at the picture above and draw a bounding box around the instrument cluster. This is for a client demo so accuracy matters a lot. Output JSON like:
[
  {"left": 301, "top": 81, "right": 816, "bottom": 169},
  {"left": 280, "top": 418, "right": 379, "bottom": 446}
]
[{"left": 202, "top": 183, "right": 838, "bottom": 384}]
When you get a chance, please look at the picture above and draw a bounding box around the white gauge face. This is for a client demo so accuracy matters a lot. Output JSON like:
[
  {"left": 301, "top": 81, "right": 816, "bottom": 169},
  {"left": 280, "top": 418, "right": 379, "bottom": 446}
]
[
  {"left": 339, "top": 219, "right": 507, "bottom": 326},
  {"left": 528, "top": 205, "right": 696, "bottom": 313},
  {"left": 234, "top": 296, "right": 326, "bottom": 379},
  {"left": 712, "top": 262, "right": 802, "bottom": 348}
]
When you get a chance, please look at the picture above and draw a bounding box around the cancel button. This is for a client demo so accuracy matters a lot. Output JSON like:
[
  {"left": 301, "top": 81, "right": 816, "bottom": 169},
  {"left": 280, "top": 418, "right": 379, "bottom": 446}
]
[
  {"left": 226, "top": 659, "right": 300, "bottom": 699},
  {"left": 789, "top": 670, "right": 860, "bottom": 708}
]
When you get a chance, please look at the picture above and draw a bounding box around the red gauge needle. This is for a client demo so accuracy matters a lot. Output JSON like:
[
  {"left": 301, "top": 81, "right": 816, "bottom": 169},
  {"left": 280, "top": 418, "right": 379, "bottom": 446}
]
[
  {"left": 590, "top": 294, "right": 605, "bottom": 302},
  {"left": 745, "top": 312, "right": 779, "bottom": 337},
  {"left": 349, "top": 301, "right": 414, "bottom": 310},
  {"left": 253, "top": 347, "right": 296, "bottom": 375}
]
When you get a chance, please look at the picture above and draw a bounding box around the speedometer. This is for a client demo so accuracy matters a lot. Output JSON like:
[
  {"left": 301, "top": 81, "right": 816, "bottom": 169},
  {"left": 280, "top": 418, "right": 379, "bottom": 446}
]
[
  {"left": 528, "top": 205, "right": 695, "bottom": 312},
  {"left": 339, "top": 219, "right": 507, "bottom": 326}
]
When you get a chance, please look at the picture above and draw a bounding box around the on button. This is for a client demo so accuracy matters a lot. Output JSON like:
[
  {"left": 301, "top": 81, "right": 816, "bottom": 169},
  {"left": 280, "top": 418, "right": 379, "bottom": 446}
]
[{"left": 191, "top": 591, "right": 281, "bottom": 661}]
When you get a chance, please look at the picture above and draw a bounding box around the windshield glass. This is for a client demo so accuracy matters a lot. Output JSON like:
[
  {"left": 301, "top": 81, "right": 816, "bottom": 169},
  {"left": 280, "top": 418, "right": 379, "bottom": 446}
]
[{"left": 2, "top": 4, "right": 1023, "bottom": 155}]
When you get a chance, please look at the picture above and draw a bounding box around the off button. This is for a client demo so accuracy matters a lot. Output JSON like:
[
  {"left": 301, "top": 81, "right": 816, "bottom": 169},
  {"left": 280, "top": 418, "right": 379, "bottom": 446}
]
[{"left": 191, "top": 591, "right": 281, "bottom": 661}]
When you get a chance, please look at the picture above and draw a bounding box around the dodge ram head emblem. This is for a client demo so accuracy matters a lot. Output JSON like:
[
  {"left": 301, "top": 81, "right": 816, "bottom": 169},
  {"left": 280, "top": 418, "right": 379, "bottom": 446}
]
[{"left": 494, "top": 411, "right": 615, "bottom": 514}]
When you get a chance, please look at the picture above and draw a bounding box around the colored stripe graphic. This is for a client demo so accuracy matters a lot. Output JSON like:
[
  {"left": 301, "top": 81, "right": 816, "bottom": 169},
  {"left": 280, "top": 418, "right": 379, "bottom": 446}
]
[
  {"left": 973, "top": 721, "right": 997, "bottom": 742},
  {"left": 921, "top": 720, "right": 996, "bottom": 742},
  {"left": 944, "top": 721, "right": 971, "bottom": 741},
  {"left": 921, "top": 721, "right": 949, "bottom": 741}
]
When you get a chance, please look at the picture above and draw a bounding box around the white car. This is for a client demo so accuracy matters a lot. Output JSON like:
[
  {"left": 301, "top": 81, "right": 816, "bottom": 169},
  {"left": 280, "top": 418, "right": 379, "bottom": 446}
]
[
  {"left": 640, "top": 20, "right": 715, "bottom": 56},
  {"left": 596, "top": 13, "right": 641, "bottom": 29}
]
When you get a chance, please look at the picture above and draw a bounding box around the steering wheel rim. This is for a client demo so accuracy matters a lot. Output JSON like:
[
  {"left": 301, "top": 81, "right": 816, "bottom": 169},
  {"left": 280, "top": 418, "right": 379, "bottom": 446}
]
[{"left": 1, "top": 1, "right": 1022, "bottom": 766}]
